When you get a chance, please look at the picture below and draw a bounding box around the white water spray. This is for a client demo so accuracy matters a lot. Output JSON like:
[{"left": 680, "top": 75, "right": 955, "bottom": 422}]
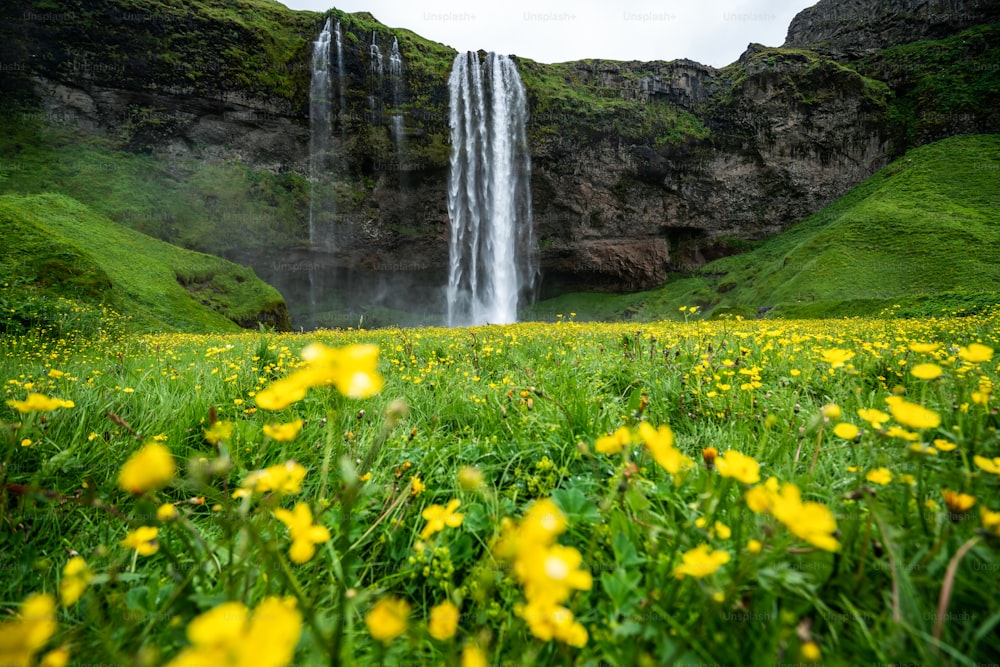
[{"left": 446, "top": 52, "right": 536, "bottom": 327}]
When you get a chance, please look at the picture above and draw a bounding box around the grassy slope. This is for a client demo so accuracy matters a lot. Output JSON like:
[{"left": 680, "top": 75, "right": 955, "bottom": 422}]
[
  {"left": 530, "top": 134, "right": 1000, "bottom": 321},
  {"left": 0, "top": 193, "right": 289, "bottom": 333}
]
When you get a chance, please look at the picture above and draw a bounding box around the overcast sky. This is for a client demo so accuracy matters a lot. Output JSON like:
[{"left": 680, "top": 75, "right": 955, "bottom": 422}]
[{"left": 278, "top": 0, "right": 816, "bottom": 68}]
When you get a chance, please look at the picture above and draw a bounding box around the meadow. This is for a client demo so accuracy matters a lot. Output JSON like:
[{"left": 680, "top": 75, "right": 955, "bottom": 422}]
[{"left": 2, "top": 309, "right": 999, "bottom": 666}]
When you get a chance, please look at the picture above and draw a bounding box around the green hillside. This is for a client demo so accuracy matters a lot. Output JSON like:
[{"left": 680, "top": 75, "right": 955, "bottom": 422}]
[
  {"left": 0, "top": 193, "right": 290, "bottom": 334},
  {"left": 530, "top": 134, "right": 1000, "bottom": 321}
]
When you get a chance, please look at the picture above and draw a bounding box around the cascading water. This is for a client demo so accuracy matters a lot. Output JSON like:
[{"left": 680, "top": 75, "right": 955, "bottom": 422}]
[
  {"left": 308, "top": 18, "right": 333, "bottom": 250},
  {"left": 334, "top": 20, "right": 346, "bottom": 137},
  {"left": 388, "top": 37, "right": 406, "bottom": 164},
  {"left": 369, "top": 32, "right": 383, "bottom": 124},
  {"left": 446, "top": 52, "right": 537, "bottom": 327}
]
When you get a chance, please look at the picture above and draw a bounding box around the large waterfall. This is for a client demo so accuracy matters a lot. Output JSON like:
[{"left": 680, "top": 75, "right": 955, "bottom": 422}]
[
  {"left": 335, "top": 20, "right": 346, "bottom": 136},
  {"left": 308, "top": 18, "right": 333, "bottom": 249},
  {"left": 446, "top": 52, "right": 536, "bottom": 327}
]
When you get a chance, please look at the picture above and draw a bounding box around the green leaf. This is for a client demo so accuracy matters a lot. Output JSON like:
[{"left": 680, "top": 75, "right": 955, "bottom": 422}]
[
  {"left": 613, "top": 529, "right": 645, "bottom": 567},
  {"left": 601, "top": 567, "right": 642, "bottom": 613},
  {"left": 552, "top": 486, "right": 600, "bottom": 523}
]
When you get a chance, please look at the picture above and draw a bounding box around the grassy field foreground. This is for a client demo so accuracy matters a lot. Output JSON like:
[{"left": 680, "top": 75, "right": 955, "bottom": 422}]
[{"left": 1, "top": 312, "right": 999, "bottom": 666}]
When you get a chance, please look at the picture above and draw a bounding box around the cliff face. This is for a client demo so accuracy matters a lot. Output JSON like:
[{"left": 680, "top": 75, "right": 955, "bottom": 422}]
[
  {"left": 1, "top": 0, "right": 997, "bottom": 323},
  {"left": 784, "top": 0, "right": 1000, "bottom": 56}
]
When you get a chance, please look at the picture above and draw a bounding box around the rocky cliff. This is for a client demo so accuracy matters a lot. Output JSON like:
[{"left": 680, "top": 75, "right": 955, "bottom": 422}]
[{"left": 1, "top": 0, "right": 997, "bottom": 326}]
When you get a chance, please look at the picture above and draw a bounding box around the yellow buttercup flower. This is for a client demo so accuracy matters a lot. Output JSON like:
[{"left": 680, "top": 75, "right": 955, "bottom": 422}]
[
  {"left": 420, "top": 499, "right": 463, "bottom": 540},
  {"left": 121, "top": 526, "right": 159, "bottom": 556},
  {"left": 366, "top": 597, "right": 410, "bottom": 644},
  {"left": 942, "top": 490, "right": 976, "bottom": 514},
  {"left": 165, "top": 596, "right": 301, "bottom": 667},
  {"left": 428, "top": 600, "right": 460, "bottom": 640},
  {"left": 715, "top": 450, "right": 761, "bottom": 484},
  {"left": 819, "top": 404, "right": 842, "bottom": 420},
  {"left": 820, "top": 349, "right": 854, "bottom": 368},
  {"left": 411, "top": 476, "right": 426, "bottom": 496},
  {"left": 256, "top": 343, "right": 383, "bottom": 410},
  {"left": 457, "top": 466, "right": 485, "bottom": 491},
  {"left": 461, "top": 644, "right": 488, "bottom": 667},
  {"left": 203, "top": 420, "right": 234, "bottom": 445},
  {"left": 770, "top": 483, "right": 839, "bottom": 552},
  {"left": 958, "top": 343, "right": 993, "bottom": 363},
  {"left": 59, "top": 557, "right": 92, "bottom": 607},
  {"left": 857, "top": 408, "right": 890, "bottom": 428},
  {"left": 595, "top": 426, "right": 632, "bottom": 455},
  {"left": 118, "top": 442, "right": 176, "bottom": 494},
  {"left": 673, "top": 544, "right": 731, "bottom": 579},
  {"left": 833, "top": 422, "right": 859, "bottom": 439},
  {"left": 0, "top": 593, "right": 58, "bottom": 667},
  {"left": 240, "top": 461, "right": 307, "bottom": 496},
  {"left": 745, "top": 477, "right": 780, "bottom": 514},
  {"left": 39, "top": 646, "right": 70, "bottom": 667},
  {"left": 888, "top": 400, "right": 940, "bottom": 430},
  {"left": 910, "top": 363, "right": 943, "bottom": 380},
  {"left": 519, "top": 600, "right": 588, "bottom": 647},
  {"left": 273, "top": 502, "right": 331, "bottom": 564},
  {"left": 6, "top": 392, "right": 74, "bottom": 413},
  {"left": 974, "top": 455, "right": 1000, "bottom": 475},
  {"left": 263, "top": 419, "right": 304, "bottom": 442},
  {"left": 638, "top": 422, "right": 693, "bottom": 475},
  {"left": 157, "top": 503, "right": 179, "bottom": 521},
  {"left": 981, "top": 507, "right": 1000, "bottom": 537},
  {"left": 908, "top": 342, "right": 941, "bottom": 354},
  {"left": 866, "top": 468, "right": 892, "bottom": 485}
]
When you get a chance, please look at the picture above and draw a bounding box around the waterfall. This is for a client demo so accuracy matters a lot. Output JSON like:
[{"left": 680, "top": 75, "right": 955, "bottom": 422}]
[
  {"left": 369, "top": 31, "right": 383, "bottom": 124},
  {"left": 335, "top": 20, "right": 346, "bottom": 137},
  {"left": 446, "top": 52, "right": 536, "bottom": 327},
  {"left": 309, "top": 17, "right": 333, "bottom": 250},
  {"left": 388, "top": 37, "right": 406, "bottom": 169}
]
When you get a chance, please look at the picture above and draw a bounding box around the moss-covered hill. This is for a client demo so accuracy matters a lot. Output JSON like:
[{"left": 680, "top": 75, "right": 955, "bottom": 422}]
[
  {"left": 529, "top": 134, "right": 1000, "bottom": 321},
  {"left": 0, "top": 193, "right": 290, "bottom": 334}
]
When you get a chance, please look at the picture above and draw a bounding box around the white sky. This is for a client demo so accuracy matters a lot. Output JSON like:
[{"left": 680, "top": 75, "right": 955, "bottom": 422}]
[{"left": 278, "top": 0, "right": 816, "bottom": 68}]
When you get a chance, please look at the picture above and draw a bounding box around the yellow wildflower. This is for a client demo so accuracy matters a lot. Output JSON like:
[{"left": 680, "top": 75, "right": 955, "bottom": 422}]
[
  {"left": 865, "top": 468, "right": 892, "bottom": 485},
  {"left": 638, "top": 422, "right": 693, "bottom": 474},
  {"left": 165, "top": 596, "right": 301, "bottom": 667},
  {"left": 241, "top": 461, "right": 307, "bottom": 496},
  {"left": 833, "top": 422, "right": 859, "bottom": 439},
  {"left": 942, "top": 490, "right": 976, "bottom": 514},
  {"left": 59, "top": 557, "right": 92, "bottom": 607},
  {"left": 6, "top": 393, "right": 74, "bottom": 413},
  {"left": 857, "top": 408, "right": 890, "bottom": 428},
  {"left": 428, "top": 600, "right": 460, "bottom": 640},
  {"left": 0, "top": 593, "right": 58, "bottom": 667},
  {"left": 366, "top": 597, "right": 410, "bottom": 644},
  {"left": 910, "top": 363, "right": 942, "bottom": 380},
  {"left": 120, "top": 526, "right": 159, "bottom": 556},
  {"left": 203, "top": 420, "right": 233, "bottom": 445},
  {"left": 273, "top": 502, "right": 331, "bottom": 564},
  {"left": 747, "top": 539, "right": 763, "bottom": 554},
  {"left": 595, "top": 426, "right": 632, "bottom": 455},
  {"left": 157, "top": 503, "right": 179, "bottom": 521},
  {"left": 256, "top": 343, "right": 383, "bottom": 410},
  {"left": 820, "top": 403, "right": 842, "bottom": 420},
  {"left": 958, "top": 343, "right": 993, "bottom": 363},
  {"left": 673, "top": 544, "right": 731, "bottom": 579},
  {"left": 908, "top": 342, "right": 941, "bottom": 354},
  {"left": 974, "top": 455, "right": 1000, "bottom": 475},
  {"left": 519, "top": 600, "right": 588, "bottom": 647},
  {"left": 745, "top": 477, "right": 780, "bottom": 514},
  {"left": 462, "top": 644, "right": 488, "bottom": 667},
  {"left": 888, "top": 400, "right": 940, "bottom": 430},
  {"left": 820, "top": 349, "right": 854, "bottom": 368},
  {"left": 770, "top": 483, "right": 839, "bottom": 552},
  {"left": 39, "top": 647, "right": 70, "bottom": 667},
  {"left": 981, "top": 507, "right": 1000, "bottom": 537},
  {"left": 411, "top": 475, "right": 426, "bottom": 495},
  {"left": 118, "top": 442, "right": 176, "bottom": 494},
  {"left": 420, "top": 499, "right": 463, "bottom": 540},
  {"left": 715, "top": 450, "right": 760, "bottom": 484},
  {"left": 801, "top": 641, "right": 821, "bottom": 662},
  {"left": 263, "top": 419, "right": 304, "bottom": 442}
]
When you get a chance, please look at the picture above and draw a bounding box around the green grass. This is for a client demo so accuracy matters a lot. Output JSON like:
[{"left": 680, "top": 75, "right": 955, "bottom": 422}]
[
  {"left": 537, "top": 134, "right": 1000, "bottom": 321},
  {"left": 1, "top": 315, "right": 998, "bottom": 665},
  {"left": 0, "top": 193, "right": 290, "bottom": 333}
]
